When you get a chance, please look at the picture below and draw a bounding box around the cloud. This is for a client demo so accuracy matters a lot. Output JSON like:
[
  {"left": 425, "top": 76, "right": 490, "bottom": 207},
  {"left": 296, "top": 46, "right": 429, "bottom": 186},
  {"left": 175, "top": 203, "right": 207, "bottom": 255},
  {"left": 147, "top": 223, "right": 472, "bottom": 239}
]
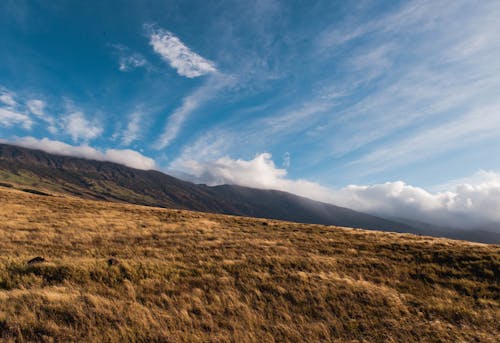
[
  {"left": 26, "top": 98, "right": 56, "bottom": 131},
  {"left": 155, "top": 74, "right": 231, "bottom": 149},
  {"left": 156, "top": 93, "right": 199, "bottom": 149},
  {"left": 311, "top": 0, "right": 500, "bottom": 172},
  {"left": 0, "top": 87, "right": 55, "bottom": 132},
  {"left": 196, "top": 0, "right": 500, "bottom": 182},
  {"left": 121, "top": 112, "right": 142, "bottom": 146},
  {"left": 172, "top": 152, "right": 332, "bottom": 202},
  {"left": 146, "top": 24, "right": 231, "bottom": 150},
  {"left": 104, "top": 149, "right": 156, "bottom": 170},
  {"left": 317, "top": 1, "right": 468, "bottom": 51},
  {"left": 173, "top": 152, "right": 500, "bottom": 231},
  {"left": 148, "top": 27, "right": 217, "bottom": 78},
  {"left": 0, "top": 108, "right": 32, "bottom": 129},
  {"left": 282, "top": 152, "right": 290, "bottom": 168},
  {"left": 170, "top": 130, "right": 230, "bottom": 162},
  {"left": 26, "top": 99, "right": 45, "bottom": 116},
  {"left": 0, "top": 90, "right": 17, "bottom": 107},
  {"left": 111, "top": 44, "right": 149, "bottom": 72},
  {"left": 119, "top": 54, "right": 147, "bottom": 72},
  {"left": 62, "top": 112, "right": 103, "bottom": 142},
  {"left": 332, "top": 171, "right": 500, "bottom": 230},
  {"left": 348, "top": 105, "right": 500, "bottom": 174},
  {"left": 12, "top": 137, "right": 156, "bottom": 170}
]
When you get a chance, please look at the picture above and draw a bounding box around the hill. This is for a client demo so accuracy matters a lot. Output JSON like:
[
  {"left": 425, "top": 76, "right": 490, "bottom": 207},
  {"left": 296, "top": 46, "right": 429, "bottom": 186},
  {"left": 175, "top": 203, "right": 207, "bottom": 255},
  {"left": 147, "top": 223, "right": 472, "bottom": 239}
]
[
  {"left": 0, "top": 187, "right": 498, "bottom": 342},
  {"left": 0, "top": 143, "right": 416, "bottom": 234}
]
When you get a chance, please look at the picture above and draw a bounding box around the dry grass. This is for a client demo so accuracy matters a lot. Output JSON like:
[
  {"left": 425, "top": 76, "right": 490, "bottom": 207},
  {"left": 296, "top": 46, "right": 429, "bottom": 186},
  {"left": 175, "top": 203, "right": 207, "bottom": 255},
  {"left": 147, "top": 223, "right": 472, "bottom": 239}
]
[{"left": 0, "top": 187, "right": 498, "bottom": 342}]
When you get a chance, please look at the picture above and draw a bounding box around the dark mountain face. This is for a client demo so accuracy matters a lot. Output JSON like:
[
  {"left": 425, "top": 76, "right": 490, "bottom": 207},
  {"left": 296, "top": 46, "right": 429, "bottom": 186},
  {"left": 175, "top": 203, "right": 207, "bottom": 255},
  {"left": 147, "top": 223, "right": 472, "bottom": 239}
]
[{"left": 1, "top": 143, "right": 498, "bottom": 243}]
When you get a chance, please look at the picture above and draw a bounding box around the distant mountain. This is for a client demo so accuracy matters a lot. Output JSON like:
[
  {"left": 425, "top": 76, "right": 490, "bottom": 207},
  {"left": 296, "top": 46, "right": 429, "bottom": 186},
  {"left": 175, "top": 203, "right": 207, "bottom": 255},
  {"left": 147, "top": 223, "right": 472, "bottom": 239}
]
[
  {"left": 0, "top": 143, "right": 498, "bottom": 243},
  {"left": 385, "top": 216, "right": 499, "bottom": 244}
]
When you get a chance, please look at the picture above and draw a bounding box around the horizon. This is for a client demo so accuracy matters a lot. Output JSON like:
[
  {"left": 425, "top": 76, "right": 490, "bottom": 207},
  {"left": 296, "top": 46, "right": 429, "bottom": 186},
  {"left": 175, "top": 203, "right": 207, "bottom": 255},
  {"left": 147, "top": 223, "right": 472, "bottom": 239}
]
[{"left": 1, "top": 0, "right": 500, "bottom": 232}]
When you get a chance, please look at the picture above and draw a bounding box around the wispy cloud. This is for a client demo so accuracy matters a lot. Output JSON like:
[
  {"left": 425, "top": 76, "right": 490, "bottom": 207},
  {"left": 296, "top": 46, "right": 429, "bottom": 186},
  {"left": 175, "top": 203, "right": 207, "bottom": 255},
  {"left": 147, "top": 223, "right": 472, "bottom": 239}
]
[
  {"left": 12, "top": 136, "right": 156, "bottom": 170},
  {"left": 155, "top": 74, "right": 231, "bottom": 150},
  {"left": 169, "top": 130, "right": 230, "bottom": 166},
  {"left": 26, "top": 98, "right": 56, "bottom": 131},
  {"left": 148, "top": 26, "right": 217, "bottom": 78},
  {"left": 146, "top": 25, "right": 225, "bottom": 149},
  {"left": 348, "top": 105, "right": 500, "bottom": 174},
  {"left": 282, "top": 152, "right": 290, "bottom": 168},
  {"left": 0, "top": 108, "right": 32, "bottom": 129},
  {"left": 0, "top": 89, "right": 17, "bottom": 107},
  {"left": 26, "top": 99, "right": 45, "bottom": 116},
  {"left": 119, "top": 54, "right": 148, "bottom": 72},
  {"left": 62, "top": 112, "right": 103, "bottom": 142},
  {"left": 156, "top": 94, "right": 199, "bottom": 149},
  {"left": 111, "top": 44, "right": 149, "bottom": 72},
  {"left": 121, "top": 111, "right": 142, "bottom": 146},
  {"left": 310, "top": 0, "right": 500, "bottom": 172},
  {"left": 0, "top": 87, "right": 58, "bottom": 133},
  {"left": 190, "top": 0, "right": 500, "bottom": 181}
]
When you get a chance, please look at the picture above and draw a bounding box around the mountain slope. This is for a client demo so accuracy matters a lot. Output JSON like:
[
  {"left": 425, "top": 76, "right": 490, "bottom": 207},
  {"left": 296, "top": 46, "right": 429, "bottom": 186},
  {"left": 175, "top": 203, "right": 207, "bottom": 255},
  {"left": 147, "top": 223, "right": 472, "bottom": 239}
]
[{"left": 1, "top": 142, "right": 498, "bottom": 243}]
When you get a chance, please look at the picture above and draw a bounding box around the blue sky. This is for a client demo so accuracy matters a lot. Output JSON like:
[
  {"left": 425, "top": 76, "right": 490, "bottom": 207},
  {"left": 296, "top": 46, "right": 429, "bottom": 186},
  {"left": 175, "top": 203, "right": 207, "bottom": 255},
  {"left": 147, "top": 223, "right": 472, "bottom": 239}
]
[{"left": 2, "top": 0, "right": 500, "bottom": 229}]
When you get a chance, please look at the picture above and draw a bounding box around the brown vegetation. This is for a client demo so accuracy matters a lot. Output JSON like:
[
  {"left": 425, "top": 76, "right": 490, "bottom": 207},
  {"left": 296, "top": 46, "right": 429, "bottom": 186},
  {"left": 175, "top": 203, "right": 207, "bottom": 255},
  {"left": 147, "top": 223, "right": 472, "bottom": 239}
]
[{"left": 0, "top": 187, "right": 498, "bottom": 342}]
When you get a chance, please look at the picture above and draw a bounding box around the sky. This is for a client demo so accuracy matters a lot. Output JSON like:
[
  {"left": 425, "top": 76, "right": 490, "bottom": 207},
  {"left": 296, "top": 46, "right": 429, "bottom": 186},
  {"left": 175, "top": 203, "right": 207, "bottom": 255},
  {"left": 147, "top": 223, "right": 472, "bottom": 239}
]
[{"left": 1, "top": 0, "right": 500, "bottom": 231}]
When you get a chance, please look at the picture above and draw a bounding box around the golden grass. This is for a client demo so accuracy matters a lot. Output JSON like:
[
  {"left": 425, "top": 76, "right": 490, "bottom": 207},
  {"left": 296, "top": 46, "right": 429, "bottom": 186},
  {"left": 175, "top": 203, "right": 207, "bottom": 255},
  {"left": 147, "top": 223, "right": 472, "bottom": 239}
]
[{"left": 0, "top": 187, "right": 498, "bottom": 342}]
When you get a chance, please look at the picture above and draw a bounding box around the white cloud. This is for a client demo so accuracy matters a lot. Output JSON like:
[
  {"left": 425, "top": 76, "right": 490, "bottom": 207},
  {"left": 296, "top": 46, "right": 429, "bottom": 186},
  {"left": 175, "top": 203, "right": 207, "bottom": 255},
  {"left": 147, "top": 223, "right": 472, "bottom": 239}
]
[
  {"left": 172, "top": 152, "right": 332, "bottom": 202},
  {"left": 156, "top": 74, "right": 231, "bottom": 149},
  {"left": 332, "top": 171, "right": 500, "bottom": 230},
  {"left": 12, "top": 137, "right": 156, "bottom": 170},
  {"left": 26, "top": 99, "right": 45, "bottom": 116},
  {"left": 171, "top": 130, "right": 230, "bottom": 162},
  {"left": 26, "top": 99, "right": 56, "bottom": 130},
  {"left": 156, "top": 91, "right": 200, "bottom": 149},
  {"left": 104, "top": 149, "right": 156, "bottom": 170},
  {"left": 317, "top": 1, "right": 470, "bottom": 51},
  {"left": 282, "top": 152, "right": 290, "bottom": 168},
  {"left": 312, "top": 0, "right": 500, "bottom": 171},
  {"left": 0, "top": 87, "right": 56, "bottom": 132},
  {"left": 119, "top": 54, "right": 147, "bottom": 72},
  {"left": 149, "top": 27, "right": 217, "bottom": 78},
  {"left": 0, "top": 90, "right": 17, "bottom": 107},
  {"left": 348, "top": 105, "right": 500, "bottom": 173},
  {"left": 110, "top": 44, "right": 149, "bottom": 72},
  {"left": 62, "top": 112, "right": 103, "bottom": 142},
  {"left": 121, "top": 112, "right": 142, "bottom": 146},
  {"left": 0, "top": 108, "right": 32, "bottom": 129}
]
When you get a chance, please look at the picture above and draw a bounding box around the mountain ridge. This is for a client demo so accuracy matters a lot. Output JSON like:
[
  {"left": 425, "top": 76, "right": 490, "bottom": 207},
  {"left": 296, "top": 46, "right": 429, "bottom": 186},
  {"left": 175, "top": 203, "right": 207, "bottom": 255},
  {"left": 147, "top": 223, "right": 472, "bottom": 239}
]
[{"left": 1, "top": 143, "right": 498, "bottom": 243}]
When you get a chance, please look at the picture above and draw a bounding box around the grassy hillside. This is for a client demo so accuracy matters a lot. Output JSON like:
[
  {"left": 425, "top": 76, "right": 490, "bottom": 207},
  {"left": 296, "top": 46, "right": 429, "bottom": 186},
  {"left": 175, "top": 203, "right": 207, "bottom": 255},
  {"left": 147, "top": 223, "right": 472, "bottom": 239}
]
[{"left": 0, "top": 186, "right": 498, "bottom": 342}]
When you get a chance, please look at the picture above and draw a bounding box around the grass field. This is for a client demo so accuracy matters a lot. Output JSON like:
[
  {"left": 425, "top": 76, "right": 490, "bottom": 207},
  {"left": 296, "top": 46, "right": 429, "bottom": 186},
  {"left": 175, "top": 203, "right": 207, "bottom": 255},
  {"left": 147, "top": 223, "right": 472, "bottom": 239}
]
[{"left": 0, "top": 186, "right": 498, "bottom": 342}]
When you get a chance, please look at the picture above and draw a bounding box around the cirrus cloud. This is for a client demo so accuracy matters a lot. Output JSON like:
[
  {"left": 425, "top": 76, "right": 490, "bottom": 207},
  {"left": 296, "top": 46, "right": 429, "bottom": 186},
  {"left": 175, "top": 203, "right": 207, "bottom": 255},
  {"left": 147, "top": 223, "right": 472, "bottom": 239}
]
[{"left": 148, "top": 26, "right": 217, "bottom": 78}]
